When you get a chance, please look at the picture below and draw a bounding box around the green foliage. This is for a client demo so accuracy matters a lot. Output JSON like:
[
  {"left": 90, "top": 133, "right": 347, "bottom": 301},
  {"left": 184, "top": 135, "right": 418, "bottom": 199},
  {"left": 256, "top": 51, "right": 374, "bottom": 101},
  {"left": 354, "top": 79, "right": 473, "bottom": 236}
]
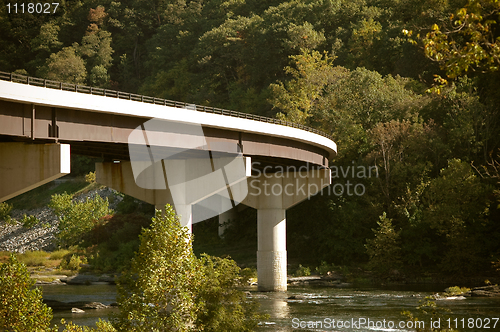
[
  {"left": 315, "top": 261, "right": 336, "bottom": 275},
  {"left": 422, "top": 159, "right": 492, "bottom": 274},
  {"left": 113, "top": 206, "right": 201, "bottom": 331},
  {"left": 422, "top": 0, "right": 500, "bottom": 81},
  {"left": 402, "top": 296, "right": 455, "bottom": 332},
  {"left": 114, "top": 205, "right": 261, "bottom": 331},
  {"left": 365, "top": 212, "right": 402, "bottom": 277},
  {"left": 59, "top": 254, "right": 88, "bottom": 271},
  {"left": 0, "top": 202, "right": 14, "bottom": 225},
  {"left": 41, "top": 46, "right": 87, "bottom": 83},
  {"left": 85, "top": 171, "right": 96, "bottom": 184},
  {"left": 444, "top": 286, "right": 470, "bottom": 296},
  {"left": 270, "top": 49, "right": 337, "bottom": 124},
  {"left": 0, "top": 255, "right": 54, "bottom": 331},
  {"left": 60, "top": 318, "right": 117, "bottom": 332},
  {"left": 50, "top": 193, "right": 112, "bottom": 248},
  {"left": 21, "top": 214, "right": 39, "bottom": 228},
  {"left": 292, "top": 264, "right": 311, "bottom": 277}
]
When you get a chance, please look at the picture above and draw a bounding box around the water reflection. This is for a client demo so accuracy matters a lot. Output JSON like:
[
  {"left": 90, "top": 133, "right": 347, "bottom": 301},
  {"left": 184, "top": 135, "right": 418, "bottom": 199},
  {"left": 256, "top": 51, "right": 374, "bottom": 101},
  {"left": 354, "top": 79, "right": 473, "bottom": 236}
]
[{"left": 39, "top": 284, "right": 500, "bottom": 332}]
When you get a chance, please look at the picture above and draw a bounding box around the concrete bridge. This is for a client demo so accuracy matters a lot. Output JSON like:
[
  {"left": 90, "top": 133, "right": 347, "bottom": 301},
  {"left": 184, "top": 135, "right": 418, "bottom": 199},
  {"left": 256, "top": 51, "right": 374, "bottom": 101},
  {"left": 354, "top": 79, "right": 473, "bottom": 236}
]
[{"left": 0, "top": 72, "right": 337, "bottom": 291}]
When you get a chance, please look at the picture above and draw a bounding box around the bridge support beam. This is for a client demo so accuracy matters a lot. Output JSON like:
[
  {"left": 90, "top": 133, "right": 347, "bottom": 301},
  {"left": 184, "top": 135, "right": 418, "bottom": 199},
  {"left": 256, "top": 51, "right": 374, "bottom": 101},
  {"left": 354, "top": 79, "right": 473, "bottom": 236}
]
[
  {"left": 0, "top": 142, "right": 70, "bottom": 202},
  {"left": 96, "top": 157, "right": 250, "bottom": 231},
  {"left": 243, "top": 168, "right": 331, "bottom": 291}
]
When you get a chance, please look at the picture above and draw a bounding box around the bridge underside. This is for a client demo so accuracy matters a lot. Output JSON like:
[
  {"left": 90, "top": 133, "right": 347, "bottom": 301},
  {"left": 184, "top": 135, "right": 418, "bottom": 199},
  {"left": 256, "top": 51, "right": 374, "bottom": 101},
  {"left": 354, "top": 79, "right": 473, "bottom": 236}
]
[
  {"left": 0, "top": 96, "right": 335, "bottom": 292},
  {"left": 0, "top": 99, "right": 329, "bottom": 167}
]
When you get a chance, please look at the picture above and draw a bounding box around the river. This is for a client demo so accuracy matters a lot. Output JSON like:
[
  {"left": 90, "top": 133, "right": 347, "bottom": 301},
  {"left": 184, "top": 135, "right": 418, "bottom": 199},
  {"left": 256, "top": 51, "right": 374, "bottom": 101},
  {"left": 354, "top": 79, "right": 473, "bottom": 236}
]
[{"left": 40, "top": 284, "right": 500, "bottom": 331}]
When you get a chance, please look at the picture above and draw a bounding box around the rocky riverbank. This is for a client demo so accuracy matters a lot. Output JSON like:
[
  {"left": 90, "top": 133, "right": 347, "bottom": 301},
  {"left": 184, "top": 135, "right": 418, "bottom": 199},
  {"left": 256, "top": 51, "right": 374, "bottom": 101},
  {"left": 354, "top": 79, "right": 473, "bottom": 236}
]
[{"left": 0, "top": 186, "right": 120, "bottom": 253}]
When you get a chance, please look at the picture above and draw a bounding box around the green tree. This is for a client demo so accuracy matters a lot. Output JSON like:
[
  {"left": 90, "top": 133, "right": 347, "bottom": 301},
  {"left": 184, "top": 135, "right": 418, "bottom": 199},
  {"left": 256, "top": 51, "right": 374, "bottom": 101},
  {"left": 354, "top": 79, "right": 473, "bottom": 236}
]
[
  {"left": 422, "top": 0, "right": 500, "bottom": 81},
  {"left": 365, "top": 212, "right": 402, "bottom": 277},
  {"left": 50, "top": 193, "right": 112, "bottom": 248},
  {"left": 0, "top": 255, "right": 54, "bottom": 331},
  {"left": 270, "top": 49, "right": 339, "bottom": 124},
  {"left": 422, "top": 159, "right": 492, "bottom": 274},
  {"left": 41, "top": 46, "right": 87, "bottom": 83},
  {"left": 113, "top": 205, "right": 261, "bottom": 331}
]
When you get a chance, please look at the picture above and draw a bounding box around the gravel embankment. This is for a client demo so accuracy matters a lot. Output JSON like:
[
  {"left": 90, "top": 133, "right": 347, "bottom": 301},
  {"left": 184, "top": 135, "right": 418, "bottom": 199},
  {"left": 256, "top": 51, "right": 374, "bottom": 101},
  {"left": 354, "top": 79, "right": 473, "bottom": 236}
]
[{"left": 0, "top": 187, "right": 121, "bottom": 253}]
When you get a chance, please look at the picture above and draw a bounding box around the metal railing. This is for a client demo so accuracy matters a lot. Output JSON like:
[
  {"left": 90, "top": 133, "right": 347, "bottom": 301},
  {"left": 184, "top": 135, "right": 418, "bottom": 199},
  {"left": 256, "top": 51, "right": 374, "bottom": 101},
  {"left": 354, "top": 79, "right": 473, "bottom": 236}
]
[{"left": 0, "top": 71, "right": 334, "bottom": 141}]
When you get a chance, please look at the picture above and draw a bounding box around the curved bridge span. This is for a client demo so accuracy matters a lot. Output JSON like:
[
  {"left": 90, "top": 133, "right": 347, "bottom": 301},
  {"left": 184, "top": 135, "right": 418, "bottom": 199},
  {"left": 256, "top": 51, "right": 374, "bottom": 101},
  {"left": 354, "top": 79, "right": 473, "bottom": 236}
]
[{"left": 0, "top": 72, "right": 337, "bottom": 291}]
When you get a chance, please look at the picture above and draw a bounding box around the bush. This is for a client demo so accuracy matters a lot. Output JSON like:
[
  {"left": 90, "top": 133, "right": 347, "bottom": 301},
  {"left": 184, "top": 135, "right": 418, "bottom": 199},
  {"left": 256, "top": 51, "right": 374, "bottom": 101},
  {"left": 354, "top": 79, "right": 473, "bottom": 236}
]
[
  {"left": 0, "top": 255, "right": 54, "bottom": 331},
  {"left": 59, "top": 254, "right": 87, "bottom": 271},
  {"left": 0, "top": 202, "right": 14, "bottom": 225},
  {"left": 85, "top": 171, "right": 96, "bottom": 184},
  {"left": 293, "top": 264, "right": 311, "bottom": 277},
  {"left": 113, "top": 205, "right": 262, "bottom": 331},
  {"left": 21, "top": 214, "right": 39, "bottom": 228},
  {"left": 60, "top": 319, "right": 116, "bottom": 332},
  {"left": 444, "top": 286, "right": 471, "bottom": 296},
  {"left": 315, "top": 261, "right": 336, "bottom": 275},
  {"left": 50, "top": 192, "right": 112, "bottom": 247}
]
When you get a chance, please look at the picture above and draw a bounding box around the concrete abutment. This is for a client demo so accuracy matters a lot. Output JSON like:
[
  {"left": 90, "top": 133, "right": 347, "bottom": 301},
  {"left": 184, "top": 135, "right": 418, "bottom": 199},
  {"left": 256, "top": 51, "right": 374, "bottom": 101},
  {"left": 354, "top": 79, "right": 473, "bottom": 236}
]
[{"left": 0, "top": 142, "right": 70, "bottom": 203}]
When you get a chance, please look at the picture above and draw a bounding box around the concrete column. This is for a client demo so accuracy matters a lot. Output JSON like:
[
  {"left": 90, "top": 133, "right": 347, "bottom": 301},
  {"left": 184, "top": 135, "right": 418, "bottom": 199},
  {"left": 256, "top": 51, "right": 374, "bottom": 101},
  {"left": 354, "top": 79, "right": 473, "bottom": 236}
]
[
  {"left": 257, "top": 208, "right": 287, "bottom": 292},
  {"left": 218, "top": 207, "right": 237, "bottom": 237},
  {"left": 242, "top": 168, "right": 331, "bottom": 291},
  {"left": 0, "top": 143, "right": 71, "bottom": 202}
]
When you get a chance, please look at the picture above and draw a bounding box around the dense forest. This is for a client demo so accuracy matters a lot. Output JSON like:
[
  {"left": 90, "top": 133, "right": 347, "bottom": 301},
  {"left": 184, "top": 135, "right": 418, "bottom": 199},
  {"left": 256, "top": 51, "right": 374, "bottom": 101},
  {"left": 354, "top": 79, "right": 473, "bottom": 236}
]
[{"left": 1, "top": 0, "right": 500, "bottom": 279}]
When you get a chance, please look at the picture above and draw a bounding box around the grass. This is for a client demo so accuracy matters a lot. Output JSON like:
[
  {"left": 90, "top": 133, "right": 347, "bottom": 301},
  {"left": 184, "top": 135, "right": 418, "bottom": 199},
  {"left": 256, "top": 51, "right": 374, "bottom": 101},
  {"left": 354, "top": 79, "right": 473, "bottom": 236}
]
[
  {"left": 17, "top": 250, "right": 51, "bottom": 266},
  {"left": 49, "top": 249, "right": 73, "bottom": 260}
]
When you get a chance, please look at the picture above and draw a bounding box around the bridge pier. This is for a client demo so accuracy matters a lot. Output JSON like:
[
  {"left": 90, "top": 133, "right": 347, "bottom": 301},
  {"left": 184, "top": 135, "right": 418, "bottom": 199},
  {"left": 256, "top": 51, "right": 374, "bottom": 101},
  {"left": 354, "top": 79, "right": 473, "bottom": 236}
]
[
  {"left": 243, "top": 168, "right": 331, "bottom": 291},
  {"left": 0, "top": 142, "right": 70, "bottom": 202},
  {"left": 96, "top": 157, "right": 250, "bottom": 231}
]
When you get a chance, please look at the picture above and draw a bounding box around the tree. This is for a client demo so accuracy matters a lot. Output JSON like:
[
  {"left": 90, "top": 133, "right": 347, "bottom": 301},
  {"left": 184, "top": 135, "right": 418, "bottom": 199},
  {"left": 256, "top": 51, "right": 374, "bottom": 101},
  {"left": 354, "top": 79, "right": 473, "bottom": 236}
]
[
  {"left": 365, "top": 212, "right": 402, "bottom": 277},
  {"left": 422, "top": 159, "right": 493, "bottom": 274},
  {"left": 270, "top": 49, "right": 339, "bottom": 124},
  {"left": 422, "top": 0, "right": 500, "bottom": 81},
  {"left": 42, "top": 46, "right": 87, "bottom": 83},
  {"left": 0, "top": 255, "right": 54, "bottom": 331},
  {"left": 113, "top": 205, "right": 261, "bottom": 331},
  {"left": 50, "top": 193, "right": 112, "bottom": 248}
]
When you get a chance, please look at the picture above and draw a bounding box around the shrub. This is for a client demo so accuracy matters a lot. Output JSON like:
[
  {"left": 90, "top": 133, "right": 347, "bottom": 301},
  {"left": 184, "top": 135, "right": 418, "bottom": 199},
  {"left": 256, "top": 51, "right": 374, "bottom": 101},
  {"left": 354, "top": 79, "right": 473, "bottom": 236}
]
[
  {"left": 59, "top": 254, "right": 87, "bottom": 271},
  {"left": 21, "top": 214, "right": 39, "bottom": 228},
  {"left": 60, "top": 318, "right": 116, "bottom": 332},
  {"left": 85, "top": 171, "right": 96, "bottom": 184},
  {"left": 0, "top": 202, "right": 14, "bottom": 225},
  {"left": 293, "top": 264, "right": 311, "bottom": 277},
  {"left": 444, "top": 286, "right": 471, "bottom": 296},
  {"left": 0, "top": 255, "right": 54, "bottom": 331},
  {"left": 315, "top": 261, "right": 336, "bottom": 275},
  {"left": 50, "top": 192, "right": 112, "bottom": 247}
]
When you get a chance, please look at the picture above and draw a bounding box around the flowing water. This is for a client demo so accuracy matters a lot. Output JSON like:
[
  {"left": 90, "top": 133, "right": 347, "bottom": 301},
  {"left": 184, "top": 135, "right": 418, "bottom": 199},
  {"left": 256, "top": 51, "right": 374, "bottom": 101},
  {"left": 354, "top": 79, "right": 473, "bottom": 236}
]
[{"left": 39, "top": 284, "right": 500, "bottom": 331}]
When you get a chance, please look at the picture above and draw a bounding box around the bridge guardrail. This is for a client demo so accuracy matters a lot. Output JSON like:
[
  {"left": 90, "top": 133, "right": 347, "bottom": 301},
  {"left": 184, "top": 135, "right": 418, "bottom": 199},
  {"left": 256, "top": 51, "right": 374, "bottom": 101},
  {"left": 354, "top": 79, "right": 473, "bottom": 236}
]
[{"left": 0, "top": 71, "right": 334, "bottom": 141}]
